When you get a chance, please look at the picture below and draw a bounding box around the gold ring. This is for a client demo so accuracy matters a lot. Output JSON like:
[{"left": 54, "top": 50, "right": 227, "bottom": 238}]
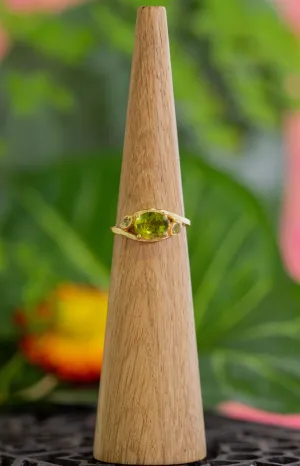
[{"left": 111, "top": 208, "right": 190, "bottom": 242}]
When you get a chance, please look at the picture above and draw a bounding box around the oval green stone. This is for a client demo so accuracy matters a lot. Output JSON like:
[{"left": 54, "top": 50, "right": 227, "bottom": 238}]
[{"left": 133, "top": 212, "right": 169, "bottom": 240}]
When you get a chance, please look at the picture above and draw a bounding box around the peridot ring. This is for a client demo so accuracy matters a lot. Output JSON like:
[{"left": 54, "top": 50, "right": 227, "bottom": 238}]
[{"left": 111, "top": 208, "right": 190, "bottom": 242}]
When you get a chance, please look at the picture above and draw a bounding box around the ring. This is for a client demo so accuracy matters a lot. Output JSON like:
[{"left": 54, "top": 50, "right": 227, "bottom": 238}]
[{"left": 111, "top": 208, "right": 190, "bottom": 242}]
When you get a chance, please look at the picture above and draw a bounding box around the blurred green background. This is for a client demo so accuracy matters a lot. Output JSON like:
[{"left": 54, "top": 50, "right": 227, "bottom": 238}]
[{"left": 1, "top": 0, "right": 300, "bottom": 413}]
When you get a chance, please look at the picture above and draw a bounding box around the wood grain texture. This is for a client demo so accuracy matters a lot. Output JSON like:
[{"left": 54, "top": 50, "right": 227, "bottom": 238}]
[{"left": 94, "top": 6, "right": 206, "bottom": 465}]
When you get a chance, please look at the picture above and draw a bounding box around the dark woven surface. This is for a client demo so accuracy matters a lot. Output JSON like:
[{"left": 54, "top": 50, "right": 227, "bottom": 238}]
[{"left": 0, "top": 407, "right": 299, "bottom": 466}]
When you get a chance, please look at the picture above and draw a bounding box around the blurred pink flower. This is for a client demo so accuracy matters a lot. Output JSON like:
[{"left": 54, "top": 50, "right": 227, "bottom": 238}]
[
  {"left": 275, "top": 0, "right": 300, "bottom": 35},
  {"left": 4, "top": 0, "right": 87, "bottom": 13},
  {"left": 274, "top": 0, "right": 300, "bottom": 282},
  {"left": 220, "top": 402, "right": 300, "bottom": 429},
  {"left": 280, "top": 113, "right": 300, "bottom": 281},
  {"left": 0, "top": 27, "right": 9, "bottom": 59}
]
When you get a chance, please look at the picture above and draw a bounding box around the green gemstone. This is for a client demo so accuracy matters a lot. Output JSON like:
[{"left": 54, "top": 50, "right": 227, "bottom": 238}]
[{"left": 133, "top": 212, "right": 169, "bottom": 240}]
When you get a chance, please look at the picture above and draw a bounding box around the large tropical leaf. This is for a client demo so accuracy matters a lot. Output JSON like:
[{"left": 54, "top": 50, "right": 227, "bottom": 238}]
[
  {"left": 1, "top": 154, "right": 299, "bottom": 411},
  {"left": 182, "top": 158, "right": 300, "bottom": 411}
]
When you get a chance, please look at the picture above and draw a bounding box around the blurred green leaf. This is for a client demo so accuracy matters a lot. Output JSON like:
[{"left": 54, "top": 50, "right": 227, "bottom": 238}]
[
  {"left": 27, "top": 19, "right": 95, "bottom": 63},
  {"left": 19, "top": 187, "right": 109, "bottom": 289},
  {"left": 0, "top": 241, "right": 6, "bottom": 273},
  {"left": 0, "top": 138, "right": 8, "bottom": 159},
  {"left": 0, "top": 354, "right": 23, "bottom": 400},
  {"left": 4, "top": 71, "right": 74, "bottom": 115},
  {"left": 93, "top": 4, "right": 134, "bottom": 55},
  {"left": 0, "top": 351, "right": 55, "bottom": 403},
  {"left": 1, "top": 9, "right": 96, "bottom": 63}
]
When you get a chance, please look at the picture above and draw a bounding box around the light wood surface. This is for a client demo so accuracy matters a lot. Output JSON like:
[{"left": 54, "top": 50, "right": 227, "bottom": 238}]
[{"left": 94, "top": 6, "right": 206, "bottom": 465}]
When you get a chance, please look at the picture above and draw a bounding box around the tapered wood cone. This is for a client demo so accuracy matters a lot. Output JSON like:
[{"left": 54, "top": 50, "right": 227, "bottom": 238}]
[{"left": 94, "top": 6, "right": 206, "bottom": 465}]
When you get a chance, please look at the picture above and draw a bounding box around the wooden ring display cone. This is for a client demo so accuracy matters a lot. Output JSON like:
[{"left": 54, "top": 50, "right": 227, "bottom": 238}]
[{"left": 94, "top": 6, "right": 206, "bottom": 465}]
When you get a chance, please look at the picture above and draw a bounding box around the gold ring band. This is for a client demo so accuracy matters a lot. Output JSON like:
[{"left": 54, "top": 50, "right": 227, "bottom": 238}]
[{"left": 111, "top": 208, "right": 190, "bottom": 243}]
